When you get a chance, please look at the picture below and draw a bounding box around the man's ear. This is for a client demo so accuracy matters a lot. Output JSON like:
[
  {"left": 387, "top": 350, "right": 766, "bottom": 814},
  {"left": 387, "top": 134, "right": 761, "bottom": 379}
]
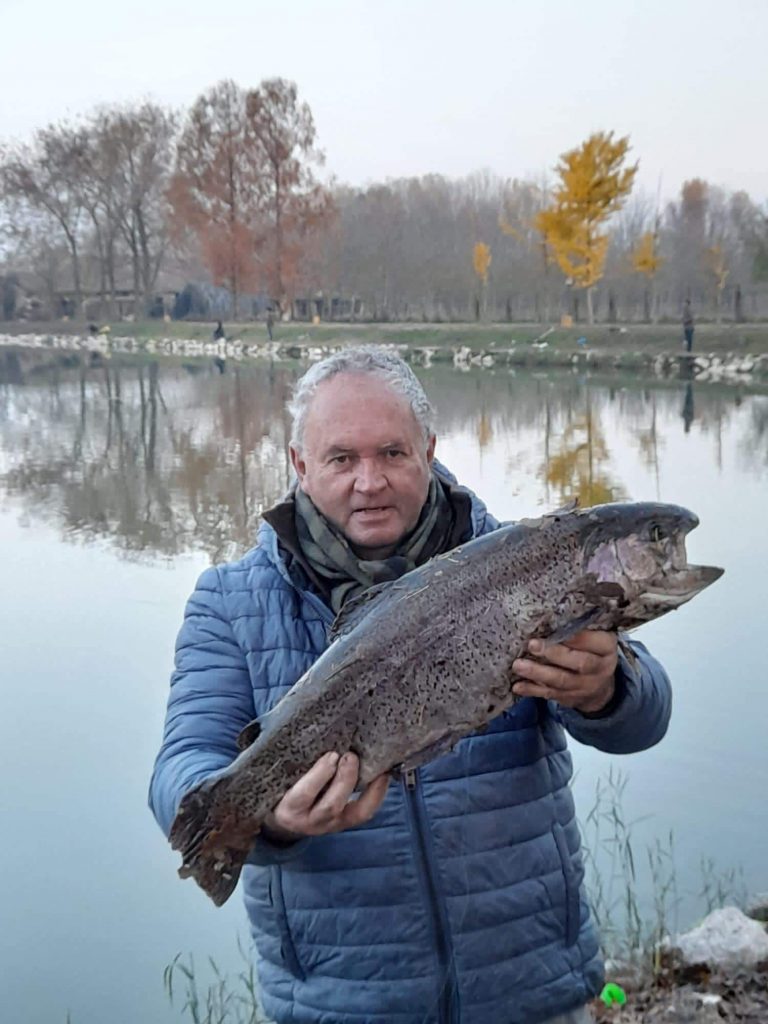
[
  {"left": 426, "top": 434, "right": 436, "bottom": 465},
  {"left": 289, "top": 445, "right": 306, "bottom": 485}
]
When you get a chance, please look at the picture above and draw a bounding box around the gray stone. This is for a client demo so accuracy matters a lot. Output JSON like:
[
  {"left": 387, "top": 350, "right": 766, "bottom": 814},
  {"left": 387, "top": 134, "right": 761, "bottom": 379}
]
[{"left": 674, "top": 906, "right": 768, "bottom": 969}]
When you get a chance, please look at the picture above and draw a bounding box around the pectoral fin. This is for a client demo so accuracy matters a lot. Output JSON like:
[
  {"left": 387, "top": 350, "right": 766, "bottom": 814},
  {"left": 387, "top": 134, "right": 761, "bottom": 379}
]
[
  {"left": 541, "top": 607, "right": 604, "bottom": 646},
  {"left": 328, "top": 580, "right": 396, "bottom": 642},
  {"left": 236, "top": 719, "right": 261, "bottom": 752}
]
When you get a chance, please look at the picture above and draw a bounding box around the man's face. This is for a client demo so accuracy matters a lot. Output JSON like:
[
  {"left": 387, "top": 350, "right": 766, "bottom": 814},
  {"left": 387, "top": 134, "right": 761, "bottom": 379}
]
[{"left": 290, "top": 373, "right": 436, "bottom": 556}]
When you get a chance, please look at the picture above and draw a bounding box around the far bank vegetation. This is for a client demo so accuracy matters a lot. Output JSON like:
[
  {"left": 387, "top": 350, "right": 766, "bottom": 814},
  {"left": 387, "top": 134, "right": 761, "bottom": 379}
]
[{"left": 1, "top": 80, "right": 767, "bottom": 326}]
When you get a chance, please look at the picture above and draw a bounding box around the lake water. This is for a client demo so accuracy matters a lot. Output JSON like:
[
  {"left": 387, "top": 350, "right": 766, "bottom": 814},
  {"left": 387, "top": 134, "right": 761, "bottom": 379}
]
[{"left": 1, "top": 350, "right": 766, "bottom": 1023}]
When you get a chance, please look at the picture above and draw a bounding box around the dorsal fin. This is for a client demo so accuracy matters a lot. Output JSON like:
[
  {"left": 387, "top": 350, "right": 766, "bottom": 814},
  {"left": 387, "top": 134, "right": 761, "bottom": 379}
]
[
  {"left": 544, "top": 498, "right": 579, "bottom": 518},
  {"left": 328, "top": 580, "right": 396, "bottom": 643}
]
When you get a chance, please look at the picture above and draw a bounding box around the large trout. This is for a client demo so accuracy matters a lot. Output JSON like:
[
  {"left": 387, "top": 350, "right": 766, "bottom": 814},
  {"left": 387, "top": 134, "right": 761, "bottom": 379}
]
[{"left": 170, "top": 501, "right": 722, "bottom": 905}]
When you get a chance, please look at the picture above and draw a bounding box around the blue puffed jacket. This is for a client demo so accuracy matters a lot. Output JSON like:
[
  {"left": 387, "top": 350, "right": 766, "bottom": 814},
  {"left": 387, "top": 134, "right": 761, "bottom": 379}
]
[{"left": 149, "top": 478, "right": 672, "bottom": 1024}]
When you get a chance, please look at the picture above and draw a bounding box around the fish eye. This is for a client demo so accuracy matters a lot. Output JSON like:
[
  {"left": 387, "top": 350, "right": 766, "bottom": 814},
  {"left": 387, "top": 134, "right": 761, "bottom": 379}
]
[{"left": 650, "top": 524, "right": 665, "bottom": 543}]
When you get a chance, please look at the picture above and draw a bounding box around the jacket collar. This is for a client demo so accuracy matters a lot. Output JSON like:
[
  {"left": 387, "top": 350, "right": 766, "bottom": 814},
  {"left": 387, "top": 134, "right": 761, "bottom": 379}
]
[{"left": 256, "top": 458, "right": 490, "bottom": 594}]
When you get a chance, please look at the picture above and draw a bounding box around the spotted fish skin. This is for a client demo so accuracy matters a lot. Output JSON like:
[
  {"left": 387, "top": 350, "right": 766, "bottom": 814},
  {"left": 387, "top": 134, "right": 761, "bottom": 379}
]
[{"left": 169, "top": 501, "right": 722, "bottom": 905}]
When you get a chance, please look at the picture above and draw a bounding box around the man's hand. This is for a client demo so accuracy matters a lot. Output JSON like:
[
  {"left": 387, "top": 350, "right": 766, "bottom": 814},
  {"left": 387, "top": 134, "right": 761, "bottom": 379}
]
[
  {"left": 512, "top": 629, "right": 618, "bottom": 714},
  {"left": 262, "top": 751, "right": 389, "bottom": 842}
]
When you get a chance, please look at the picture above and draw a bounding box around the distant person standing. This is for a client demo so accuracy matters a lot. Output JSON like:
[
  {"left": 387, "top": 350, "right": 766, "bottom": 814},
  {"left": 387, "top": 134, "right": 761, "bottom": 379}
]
[
  {"left": 266, "top": 309, "right": 275, "bottom": 341},
  {"left": 682, "top": 300, "right": 695, "bottom": 353},
  {"left": 212, "top": 321, "right": 226, "bottom": 372}
]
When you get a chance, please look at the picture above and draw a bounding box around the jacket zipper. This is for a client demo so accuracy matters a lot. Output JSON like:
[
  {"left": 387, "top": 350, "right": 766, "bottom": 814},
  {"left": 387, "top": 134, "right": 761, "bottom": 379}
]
[
  {"left": 403, "top": 768, "right": 457, "bottom": 1024},
  {"left": 304, "top": 584, "right": 461, "bottom": 1014}
]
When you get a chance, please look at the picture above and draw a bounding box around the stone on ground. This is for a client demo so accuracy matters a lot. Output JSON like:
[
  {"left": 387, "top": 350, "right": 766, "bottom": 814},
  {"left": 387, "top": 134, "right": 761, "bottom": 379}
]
[{"left": 673, "top": 906, "right": 768, "bottom": 969}]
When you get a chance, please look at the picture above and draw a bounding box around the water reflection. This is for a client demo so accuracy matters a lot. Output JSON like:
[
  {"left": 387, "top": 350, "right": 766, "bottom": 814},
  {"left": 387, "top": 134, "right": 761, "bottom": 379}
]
[
  {"left": 744, "top": 396, "right": 768, "bottom": 468},
  {"left": 682, "top": 383, "right": 695, "bottom": 434},
  {"left": 542, "top": 389, "right": 624, "bottom": 505},
  {"left": 0, "top": 350, "right": 766, "bottom": 564},
  {"left": 1, "top": 348, "right": 766, "bottom": 1024},
  {"left": 0, "top": 352, "right": 298, "bottom": 562}
]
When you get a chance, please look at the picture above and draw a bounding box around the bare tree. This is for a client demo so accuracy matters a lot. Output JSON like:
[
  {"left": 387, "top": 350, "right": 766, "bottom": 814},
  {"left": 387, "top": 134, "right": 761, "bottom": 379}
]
[
  {"left": 4, "top": 212, "right": 72, "bottom": 316},
  {"left": 499, "top": 177, "right": 558, "bottom": 322},
  {"left": 105, "top": 103, "right": 176, "bottom": 316},
  {"left": 1, "top": 124, "right": 87, "bottom": 313},
  {"left": 71, "top": 114, "right": 125, "bottom": 318}
]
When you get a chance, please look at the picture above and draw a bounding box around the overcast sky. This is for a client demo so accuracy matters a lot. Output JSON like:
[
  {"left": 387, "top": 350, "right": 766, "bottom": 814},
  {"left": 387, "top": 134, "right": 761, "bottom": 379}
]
[{"left": 2, "top": 0, "right": 766, "bottom": 202}]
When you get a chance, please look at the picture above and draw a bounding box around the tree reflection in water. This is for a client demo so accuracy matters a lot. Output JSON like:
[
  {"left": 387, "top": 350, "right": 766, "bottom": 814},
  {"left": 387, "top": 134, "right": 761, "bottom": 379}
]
[
  {"left": 0, "top": 351, "right": 765, "bottom": 562},
  {"left": 540, "top": 386, "right": 625, "bottom": 507},
  {"left": 0, "top": 353, "right": 298, "bottom": 563}
]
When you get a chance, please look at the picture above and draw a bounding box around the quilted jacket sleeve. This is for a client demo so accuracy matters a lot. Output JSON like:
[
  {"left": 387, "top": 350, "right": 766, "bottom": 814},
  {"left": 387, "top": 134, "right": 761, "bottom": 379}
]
[
  {"left": 555, "top": 637, "right": 672, "bottom": 754},
  {"left": 148, "top": 565, "right": 256, "bottom": 836}
]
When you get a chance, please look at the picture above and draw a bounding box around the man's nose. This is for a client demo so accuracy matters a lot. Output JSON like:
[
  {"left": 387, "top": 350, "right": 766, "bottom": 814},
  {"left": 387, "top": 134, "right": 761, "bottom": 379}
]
[{"left": 353, "top": 458, "right": 386, "bottom": 492}]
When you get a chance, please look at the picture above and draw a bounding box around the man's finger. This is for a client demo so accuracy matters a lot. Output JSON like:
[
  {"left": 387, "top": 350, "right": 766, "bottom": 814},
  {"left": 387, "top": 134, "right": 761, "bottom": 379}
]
[
  {"left": 339, "top": 774, "right": 390, "bottom": 830},
  {"left": 513, "top": 657, "right": 578, "bottom": 692},
  {"left": 309, "top": 752, "right": 360, "bottom": 823},
  {"left": 513, "top": 679, "right": 601, "bottom": 710},
  {"left": 526, "top": 641, "right": 599, "bottom": 676},
  {"left": 281, "top": 752, "right": 341, "bottom": 813},
  {"left": 513, "top": 681, "right": 554, "bottom": 702},
  {"left": 561, "top": 629, "right": 618, "bottom": 655}
]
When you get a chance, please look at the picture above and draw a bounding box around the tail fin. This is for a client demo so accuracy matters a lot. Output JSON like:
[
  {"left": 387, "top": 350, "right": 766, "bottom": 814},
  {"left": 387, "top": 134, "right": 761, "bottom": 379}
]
[{"left": 169, "top": 780, "right": 257, "bottom": 907}]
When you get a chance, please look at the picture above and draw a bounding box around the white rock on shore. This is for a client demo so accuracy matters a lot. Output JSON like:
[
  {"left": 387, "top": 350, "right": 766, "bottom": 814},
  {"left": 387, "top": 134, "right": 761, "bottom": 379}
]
[{"left": 672, "top": 906, "right": 768, "bottom": 969}]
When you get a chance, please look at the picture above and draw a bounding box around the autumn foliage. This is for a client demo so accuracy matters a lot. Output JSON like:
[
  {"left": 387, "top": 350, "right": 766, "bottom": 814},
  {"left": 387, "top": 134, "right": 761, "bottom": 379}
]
[
  {"left": 168, "top": 78, "right": 332, "bottom": 314},
  {"left": 472, "top": 242, "right": 492, "bottom": 284},
  {"left": 632, "top": 232, "right": 663, "bottom": 278},
  {"left": 245, "top": 79, "right": 334, "bottom": 310},
  {"left": 535, "top": 132, "right": 638, "bottom": 323},
  {"left": 5, "top": 101, "right": 768, "bottom": 325},
  {"left": 168, "top": 81, "right": 265, "bottom": 311},
  {"left": 630, "top": 230, "right": 664, "bottom": 321}
]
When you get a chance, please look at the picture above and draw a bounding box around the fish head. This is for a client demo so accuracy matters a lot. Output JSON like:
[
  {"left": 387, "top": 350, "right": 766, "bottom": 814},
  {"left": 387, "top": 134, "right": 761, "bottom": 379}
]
[{"left": 582, "top": 502, "right": 723, "bottom": 626}]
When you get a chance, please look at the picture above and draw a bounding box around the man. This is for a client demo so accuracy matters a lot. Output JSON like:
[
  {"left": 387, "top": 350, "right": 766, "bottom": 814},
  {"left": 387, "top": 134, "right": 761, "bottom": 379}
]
[
  {"left": 682, "top": 300, "right": 695, "bottom": 352},
  {"left": 150, "top": 346, "right": 672, "bottom": 1024}
]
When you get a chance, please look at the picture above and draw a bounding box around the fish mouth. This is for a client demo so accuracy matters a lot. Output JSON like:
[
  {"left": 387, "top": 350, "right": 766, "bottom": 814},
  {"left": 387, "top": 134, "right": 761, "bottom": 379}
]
[{"left": 642, "top": 564, "right": 724, "bottom": 606}]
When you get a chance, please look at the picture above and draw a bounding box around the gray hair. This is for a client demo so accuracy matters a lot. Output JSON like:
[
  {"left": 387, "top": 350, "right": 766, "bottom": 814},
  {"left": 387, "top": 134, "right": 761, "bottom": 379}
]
[{"left": 288, "top": 345, "right": 436, "bottom": 452}]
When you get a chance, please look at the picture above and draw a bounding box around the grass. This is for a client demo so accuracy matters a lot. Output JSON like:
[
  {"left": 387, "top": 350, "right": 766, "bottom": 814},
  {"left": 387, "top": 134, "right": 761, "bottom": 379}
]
[
  {"left": 579, "top": 767, "right": 748, "bottom": 977},
  {"left": 581, "top": 768, "right": 679, "bottom": 970},
  {"left": 163, "top": 939, "right": 270, "bottom": 1024}
]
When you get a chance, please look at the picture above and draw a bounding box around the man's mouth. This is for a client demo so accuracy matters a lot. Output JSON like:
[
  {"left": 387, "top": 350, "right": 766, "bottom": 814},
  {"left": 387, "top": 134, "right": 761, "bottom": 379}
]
[{"left": 353, "top": 506, "right": 393, "bottom": 516}]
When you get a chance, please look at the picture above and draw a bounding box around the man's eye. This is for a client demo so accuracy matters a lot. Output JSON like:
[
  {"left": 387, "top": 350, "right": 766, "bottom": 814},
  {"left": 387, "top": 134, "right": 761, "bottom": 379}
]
[
  {"left": 387, "top": 449, "right": 404, "bottom": 458},
  {"left": 650, "top": 524, "right": 665, "bottom": 543},
  {"left": 331, "top": 455, "right": 348, "bottom": 465}
]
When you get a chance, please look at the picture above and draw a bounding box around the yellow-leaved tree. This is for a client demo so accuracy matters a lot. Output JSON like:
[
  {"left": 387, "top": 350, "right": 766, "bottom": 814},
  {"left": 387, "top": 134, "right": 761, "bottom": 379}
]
[
  {"left": 473, "top": 241, "right": 492, "bottom": 283},
  {"left": 631, "top": 228, "right": 664, "bottom": 322},
  {"left": 706, "top": 244, "right": 729, "bottom": 323},
  {"left": 535, "top": 131, "right": 638, "bottom": 324},
  {"left": 472, "top": 242, "right": 492, "bottom": 320}
]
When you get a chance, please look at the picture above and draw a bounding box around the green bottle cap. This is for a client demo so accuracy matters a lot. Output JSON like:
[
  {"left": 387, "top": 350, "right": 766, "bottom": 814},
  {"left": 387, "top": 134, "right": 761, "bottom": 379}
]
[{"left": 600, "top": 982, "right": 627, "bottom": 1007}]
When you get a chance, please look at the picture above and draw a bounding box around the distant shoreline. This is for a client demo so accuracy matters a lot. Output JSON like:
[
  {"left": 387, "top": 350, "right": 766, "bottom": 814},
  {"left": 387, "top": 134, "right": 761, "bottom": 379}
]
[
  {"left": 2, "top": 321, "right": 768, "bottom": 386},
  {"left": 3, "top": 318, "right": 768, "bottom": 353}
]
